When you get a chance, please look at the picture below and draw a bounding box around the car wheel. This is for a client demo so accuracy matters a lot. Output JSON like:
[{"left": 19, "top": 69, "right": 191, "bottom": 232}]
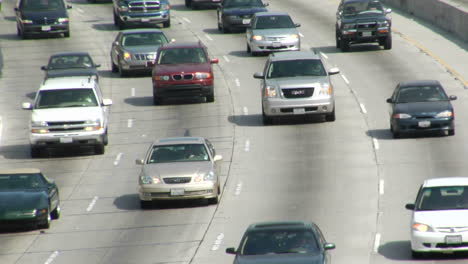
[
  {"left": 222, "top": 23, "right": 230, "bottom": 33},
  {"left": 31, "top": 147, "right": 41, "bottom": 158},
  {"left": 51, "top": 205, "right": 61, "bottom": 220},
  {"left": 335, "top": 32, "right": 341, "bottom": 48},
  {"left": 163, "top": 18, "right": 171, "bottom": 28},
  {"left": 247, "top": 44, "right": 251, "bottom": 53},
  {"left": 340, "top": 39, "right": 350, "bottom": 52},
  {"left": 262, "top": 112, "right": 273, "bottom": 125},
  {"left": 38, "top": 210, "right": 51, "bottom": 229},
  {"left": 118, "top": 62, "right": 128, "bottom": 77},
  {"left": 64, "top": 30, "right": 70, "bottom": 38},
  {"left": 17, "top": 26, "right": 21, "bottom": 37},
  {"left": 206, "top": 93, "right": 215, "bottom": 103},
  {"left": 103, "top": 130, "right": 109, "bottom": 146},
  {"left": 448, "top": 129, "right": 455, "bottom": 136},
  {"left": 140, "top": 200, "right": 152, "bottom": 209},
  {"left": 384, "top": 35, "right": 392, "bottom": 50},
  {"left": 113, "top": 11, "right": 119, "bottom": 26},
  {"left": 325, "top": 108, "right": 336, "bottom": 122},
  {"left": 208, "top": 195, "right": 219, "bottom": 205},
  {"left": 392, "top": 131, "right": 401, "bottom": 139},
  {"left": 185, "top": 0, "right": 191, "bottom": 7},
  {"left": 95, "top": 144, "right": 105, "bottom": 155},
  {"left": 111, "top": 58, "right": 118, "bottom": 73},
  {"left": 153, "top": 95, "right": 164, "bottom": 105}
]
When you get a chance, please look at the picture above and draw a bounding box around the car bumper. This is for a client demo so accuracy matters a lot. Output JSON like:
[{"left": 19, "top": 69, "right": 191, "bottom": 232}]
[
  {"left": 411, "top": 230, "right": 468, "bottom": 253},
  {"left": 223, "top": 17, "right": 253, "bottom": 30},
  {"left": 120, "top": 59, "right": 155, "bottom": 71},
  {"left": 0, "top": 212, "right": 48, "bottom": 227},
  {"left": 341, "top": 29, "right": 390, "bottom": 43},
  {"left": 139, "top": 182, "right": 218, "bottom": 201},
  {"left": 192, "top": 0, "right": 221, "bottom": 6},
  {"left": 263, "top": 97, "right": 334, "bottom": 117},
  {"left": 249, "top": 39, "right": 300, "bottom": 53},
  {"left": 392, "top": 118, "right": 454, "bottom": 134},
  {"left": 22, "top": 24, "right": 69, "bottom": 35},
  {"left": 30, "top": 129, "right": 105, "bottom": 147},
  {"left": 118, "top": 12, "right": 170, "bottom": 25},
  {"left": 153, "top": 82, "right": 214, "bottom": 99}
]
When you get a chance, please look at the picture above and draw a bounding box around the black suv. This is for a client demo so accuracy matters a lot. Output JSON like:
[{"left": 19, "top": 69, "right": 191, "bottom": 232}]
[
  {"left": 335, "top": 0, "right": 392, "bottom": 51},
  {"left": 217, "top": 0, "right": 268, "bottom": 33},
  {"left": 15, "top": 0, "right": 71, "bottom": 39}
]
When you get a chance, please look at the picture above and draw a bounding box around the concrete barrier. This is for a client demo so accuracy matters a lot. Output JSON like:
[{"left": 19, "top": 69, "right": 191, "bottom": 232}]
[{"left": 381, "top": 0, "right": 468, "bottom": 42}]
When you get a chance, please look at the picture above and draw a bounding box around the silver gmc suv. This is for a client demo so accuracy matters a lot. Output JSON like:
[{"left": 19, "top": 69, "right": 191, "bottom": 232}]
[
  {"left": 253, "top": 51, "right": 340, "bottom": 124},
  {"left": 22, "top": 76, "right": 112, "bottom": 157}
]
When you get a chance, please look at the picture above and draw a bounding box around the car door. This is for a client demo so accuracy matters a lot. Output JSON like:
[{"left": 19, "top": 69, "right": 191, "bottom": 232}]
[
  {"left": 246, "top": 15, "right": 256, "bottom": 47},
  {"left": 43, "top": 173, "right": 60, "bottom": 210},
  {"left": 388, "top": 84, "right": 400, "bottom": 119}
]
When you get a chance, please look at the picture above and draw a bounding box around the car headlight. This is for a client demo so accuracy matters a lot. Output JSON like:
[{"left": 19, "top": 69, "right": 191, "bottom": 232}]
[
  {"left": 435, "top": 110, "right": 453, "bottom": 118},
  {"left": 392, "top": 113, "right": 412, "bottom": 119},
  {"left": 84, "top": 119, "right": 102, "bottom": 131},
  {"left": 162, "top": 3, "right": 170, "bottom": 10},
  {"left": 252, "top": 35, "right": 263, "bottom": 41},
  {"left": 288, "top": 34, "right": 299, "bottom": 40},
  {"left": 140, "top": 175, "right": 160, "bottom": 185},
  {"left": 123, "top": 52, "right": 131, "bottom": 60},
  {"left": 319, "top": 84, "right": 332, "bottom": 95},
  {"left": 31, "top": 121, "right": 49, "bottom": 133},
  {"left": 58, "top": 18, "right": 69, "bottom": 23},
  {"left": 20, "top": 209, "right": 37, "bottom": 216},
  {"left": 36, "top": 208, "right": 48, "bottom": 216},
  {"left": 31, "top": 121, "right": 48, "bottom": 127},
  {"left": 412, "top": 223, "right": 434, "bottom": 232},
  {"left": 147, "top": 54, "right": 156, "bottom": 60},
  {"left": 155, "top": 75, "right": 170, "bottom": 81},
  {"left": 194, "top": 171, "right": 215, "bottom": 182},
  {"left": 343, "top": 23, "right": 356, "bottom": 30},
  {"left": 265, "top": 86, "right": 277, "bottom": 97},
  {"left": 195, "top": 72, "right": 211, "bottom": 79},
  {"left": 21, "top": 19, "right": 33, "bottom": 24},
  {"left": 118, "top": 6, "right": 129, "bottom": 12},
  {"left": 378, "top": 21, "right": 389, "bottom": 27}
]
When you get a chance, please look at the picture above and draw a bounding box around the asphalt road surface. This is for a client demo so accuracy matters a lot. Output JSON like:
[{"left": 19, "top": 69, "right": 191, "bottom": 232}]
[{"left": 1, "top": 0, "right": 468, "bottom": 263}]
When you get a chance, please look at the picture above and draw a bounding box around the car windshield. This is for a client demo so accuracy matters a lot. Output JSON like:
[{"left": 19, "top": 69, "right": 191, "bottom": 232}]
[
  {"left": 240, "top": 229, "right": 319, "bottom": 255},
  {"left": 224, "top": 0, "right": 264, "bottom": 8},
  {"left": 148, "top": 144, "right": 210, "bottom": 163},
  {"left": 395, "top": 85, "right": 448, "bottom": 103},
  {"left": 48, "top": 55, "right": 94, "bottom": 69},
  {"left": 35, "top": 88, "right": 98, "bottom": 109},
  {"left": 267, "top": 59, "right": 326, "bottom": 78},
  {"left": 21, "top": 0, "right": 65, "bottom": 11},
  {"left": 342, "top": 1, "right": 384, "bottom": 16},
  {"left": 0, "top": 173, "right": 47, "bottom": 190},
  {"left": 254, "top": 15, "right": 295, "bottom": 29},
  {"left": 417, "top": 186, "right": 468, "bottom": 210},
  {"left": 122, "top": 33, "right": 168, "bottom": 47},
  {"left": 157, "top": 48, "right": 207, "bottom": 64}
]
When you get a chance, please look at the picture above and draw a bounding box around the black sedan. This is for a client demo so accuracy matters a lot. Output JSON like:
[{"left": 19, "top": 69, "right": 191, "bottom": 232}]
[
  {"left": 0, "top": 169, "right": 60, "bottom": 229},
  {"left": 41, "top": 52, "right": 100, "bottom": 81},
  {"left": 226, "top": 221, "right": 335, "bottom": 264},
  {"left": 386, "top": 80, "right": 456, "bottom": 138},
  {"left": 217, "top": 0, "right": 268, "bottom": 33}
]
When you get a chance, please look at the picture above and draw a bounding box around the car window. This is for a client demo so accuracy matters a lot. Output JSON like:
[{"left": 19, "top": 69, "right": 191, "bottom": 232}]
[
  {"left": 148, "top": 144, "right": 210, "bottom": 163},
  {"left": 240, "top": 230, "right": 319, "bottom": 255},
  {"left": 122, "top": 33, "right": 168, "bottom": 47},
  {"left": 224, "top": 0, "right": 264, "bottom": 8},
  {"left": 417, "top": 186, "right": 468, "bottom": 210},
  {"left": 267, "top": 59, "right": 326, "bottom": 78},
  {"left": 0, "top": 173, "right": 47, "bottom": 190},
  {"left": 36, "top": 88, "right": 99, "bottom": 109},
  {"left": 49, "top": 55, "right": 93, "bottom": 69},
  {"left": 20, "top": 0, "right": 65, "bottom": 11},
  {"left": 254, "top": 15, "right": 295, "bottom": 29},
  {"left": 395, "top": 86, "right": 448, "bottom": 103},
  {"left": 342, "top": 0, "right": 384, "bottom": 16},
  {"left": 157, "top": 48, "right": 207, "bottom": 64}
]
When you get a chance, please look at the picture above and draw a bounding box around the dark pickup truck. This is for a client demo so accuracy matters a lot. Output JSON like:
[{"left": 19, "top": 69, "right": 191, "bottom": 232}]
[
  {"left": 113, "top": 0, "right": 171, "bottom": 29},
  {"left": 335, "top": 0, "right": 392, "bottom": 51}
]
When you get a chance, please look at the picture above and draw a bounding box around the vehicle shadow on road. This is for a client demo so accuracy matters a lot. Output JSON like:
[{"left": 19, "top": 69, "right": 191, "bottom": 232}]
[
  {"left": 313, "top": 44, "right": 382, "bottom": 54},
  {"left": 0, "top": 33, "right": 21, "bottom": 41},
  {"left": 228, "top": 50, "right": 257, "bottom": 58},
  {"left": 0, "top": 144, "right": 37, "bottom": 160},
  {"left": 367, "top": 129, "right": 450, "bottom": 140},
  {"left": 202, "top": 28, "right": 224, "bottom": 36},
  {"left": 114, "top": 193, "right": 213, "bottom": 211},
  {"left": 124, "top": 96, "right": 205, "bottom": 107},
  {"left": 92, "top": 23, "right": 117, "bottom": 32},
  {"left": 366, "top": 129, "right": 393, "bottom": 140},
  {"left": 228, "top": 114, "right": 326, "bottom": 127},
  {"left": 379, "top": 240, "right": 468, "bottom": 260}
]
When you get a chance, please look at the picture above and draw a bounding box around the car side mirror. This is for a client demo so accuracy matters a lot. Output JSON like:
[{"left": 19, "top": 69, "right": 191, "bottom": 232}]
[
  {"left": 449, "top": 95, "right": 457, "bottom": 100},
  {"left": 253, "top": 72, "right": 264, "bottom": 79},
  {"left": 405, "top": 203, "right": 415, "bottom": 210},
  {"left": 41, "top": 66, "right": 47, "bottom": 71},
  {"left": 295, "top": 23, "right": 301, "bottom": 28},
  {"left": 67, "top": 4, "right": 72, "bottom": 9},
  {"left": 22, "top": 102, "right": 33, "bottom": 110},
  {"left": 114, "top": 41, "right": 120, "bottom": 46},
  {"left": 213, "top": 155, "right": 223, "bottom": 162},
  {"left": 328, "top": 67, "right": 340, "bottom": 75},
  {"left": 136, "top": 159, "right": 145, "bottom": 165},
  {"left": 386, "top": 98, "right": 393, "bottom": 103},
  {"left": 14, "top": 7, "right": 19, "bottom": 11},
  {"left": 225, "top": 247, "right": 237, "bottom": 254},
  {"left": 210, "top": 58, "right": 219, "bottom": 64},
  {"left": 102, "top": 98, "right": 113, "bottom": 106},
  {"left": 386, "top": 8, "right": 392, "bottom": 14},
  {"left": 95, "top": 64, "right": 101, "bottom": 68},
  {"left": 324, "top": 243, "right": 336, "bottom": 250}
]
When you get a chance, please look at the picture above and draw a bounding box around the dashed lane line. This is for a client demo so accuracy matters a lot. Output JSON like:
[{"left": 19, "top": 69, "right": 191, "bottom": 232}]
[
  {"left": 114, "top": 152, "right": 123, "bottom": 166},
  {"left": 86, "top": 196, "right": 99, "bottom": 212},
  {"left": 373, "top": 233, "right": 381, "bottom": 253},
  {"left": 341, "top": 74, "right": 350, "bottom": 85},
  {"left": 223, "top": 55, "right": 230, "bottom": 62},
  {"left": 44, "top": 251, "right": 59, "bottom": 264},
  {"left": 211, "top": 233, "right": 225, "bottom": 251},
  {"left": 359, "top": 103, "right": 367, "bottom": 114}
]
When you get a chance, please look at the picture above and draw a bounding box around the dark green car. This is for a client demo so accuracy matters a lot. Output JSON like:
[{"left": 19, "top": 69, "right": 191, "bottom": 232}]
[{"left": 0, "top": 169, "right": 60, "bottom": 229}]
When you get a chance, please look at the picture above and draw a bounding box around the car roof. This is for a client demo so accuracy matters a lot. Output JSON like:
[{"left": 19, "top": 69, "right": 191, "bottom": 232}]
[
  {"left": 153, "top": 137, "right": 205, "bottom": 146},
  {"left": 50, "top": 52, "right": 91, "bottom": 57},
  {"left": 121, "top": 29, "right": 165, "bottom": 34},
  {"left": 40, "top": 76, "right": 97, "bottom": 91},
  {"left": 246, "top": 221, "right": 314, "bottom": 232},
  {"left": 423, "top": 177, "right": 468, "bottom": 188},
  {"left": 159, "top": 41, "right": 205, "bottom": 49},
  {"left": 399, "top": 80, "right": 442, "bottom": 88},
  {"left": 0, "top": 168, "right": 41, "bottom": 174},
  {"left": 270, "top": 51, "right": 320, "bottom": 61},
  {"left": 254, "top": 11, "right": 290, "bottom": 17}
]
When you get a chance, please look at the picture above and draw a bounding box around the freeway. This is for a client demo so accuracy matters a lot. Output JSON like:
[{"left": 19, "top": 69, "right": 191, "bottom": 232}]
[{"left": 0, "top": 0, "right": 468, "bottom": 264}]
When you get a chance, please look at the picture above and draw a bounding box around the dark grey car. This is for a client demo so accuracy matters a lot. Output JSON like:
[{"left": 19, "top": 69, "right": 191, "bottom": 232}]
[
  {"left": 41, "top": 52, "right": 100, "bottom": 81},
  {"left": 110, "top": 29, "right": 169, "bottom": 77}
]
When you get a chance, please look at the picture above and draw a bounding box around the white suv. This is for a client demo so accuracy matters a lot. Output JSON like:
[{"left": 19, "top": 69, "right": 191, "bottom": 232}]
[{"left": 22, "top": 76, "right": 112, "bottom": 157}]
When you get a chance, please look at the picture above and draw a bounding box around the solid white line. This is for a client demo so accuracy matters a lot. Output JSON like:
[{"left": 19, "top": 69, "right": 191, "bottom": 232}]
[
  {"left": 235, "top": 182, "right": 243, "bottom": 196},
  {"left": 320, "top": 52, "right": 328, "bottom": 60},
  {"left": 373, "top": 233, "right": 381, "bottom": 253},
  {"left": 379, "top": 180, "right": 384, "bottom": 195},
  {"left": 114, "top": 153, "right": 123, "bottom": 166},
  {"left": 127, "top": 119, "right": 133, "bottom": 128},
  {"left": 182, "top": 17, "right": 191, "bottom": 23},
  {"left": 242, "top": 107, "right": 248, "bottom": 115},
  {"left": 223, "top": 55, "right": 230, "bottom": 62},
  {"left": 373, "top": 138, "right": 380, "bottom": 150},
  {"left": 299, "top": 32, "right": 304, "bottom": 38},
  {"left": 211, "top": 233, "right": 225, "bottom": 251},
  {"left": 244, "top": 140, "right": 250, "bottom": 152},
  {"left": 235, "top": 78, "right": 241, "bottom": 87},
  {"left": 44, "top": 251, "right": 59, "bottom": 264},
  {"left": 341, "top": 74, "right": 350, "bottom": 84},
  {"left": 0, "top": 117, "right": 3, "bottom": 145},
  {"left": 205, "top": 34, "right": 213, "bottom": 41},
  {"left": 359, "top": 103, "right": 367, "bottom": 114},
  {"left": 131, "top": 88, "right": 136, "bottom": 97},
  {"left": 86, "top": 196, "right": 99, "bottom": 212}
]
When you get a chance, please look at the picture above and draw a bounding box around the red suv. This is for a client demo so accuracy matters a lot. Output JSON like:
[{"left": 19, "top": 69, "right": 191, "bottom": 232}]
[{"left": 152, "top": 41, "right": 218, "bottom": 104}]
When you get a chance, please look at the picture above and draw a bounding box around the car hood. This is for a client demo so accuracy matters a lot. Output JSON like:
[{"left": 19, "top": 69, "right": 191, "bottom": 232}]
[
  {"left": 123, "top": 45, "right": 160, "bottom": 54},
  {"left": 143, "top": 162, "right": 213, "bottom": 178},
  {"left": 46, "top": 68, "right": 98, "bottom": 79},
  {"left": 154, "top": 63, "right": 211, "bottom": 75},
  {"left": 414, "top": 210, "right": 468, "bottom": 227},
  {"left": 21, "top": 10, "right": 68, "bottom": 20},
  {"left": 251, "top": 28, "right": 298, "bottom": 37},
  {"left": 222, "top": 7, "right": 267, "bottom": 16},
  {"left": 234, "top": 253, "right": 324, "bottom": 264},
  {"left": 0, "top": 191, "right": 48, "bottom": 211},
  {"left": 268, "top": 76, "right": 329, "bottom": 89},
  {"left": 394, "top": 101, "right": 452, "bottom": 115},
  {"left": 32, "top": 107, "right": 103, "bottom": 122}
]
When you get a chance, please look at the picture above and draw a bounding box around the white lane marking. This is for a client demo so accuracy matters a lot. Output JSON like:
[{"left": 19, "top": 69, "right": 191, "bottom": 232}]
[
  {"left": 373, "top": 233, "right": 381, "bottom": 253},
  {"left": 44, "top": 251, "right": 59, "bottom": 264},
  {"left": 359, "top": 103, "right": 367, "bottom": 114},
  {"left": 211, "top": 233, "right": 225, "bottom": 251},
  {"left": 114, "top": 153, "right": 123, "bottom": 166},
  {"left": 242, "top": 107, "right": 248, "bottom": 115},
  {"left": 223, "top": 55, "right": 230, "bottom": 62},
  {"left": 86, "top": 196, "right": 99, "bottom": 212},
  {"left": 373, "top": 138, "right": 380, "bottom": 151},
  {"left": 299, "top": 32, "right": 304, "bottom": 38},
  {"left": 235, "top": 78, "right": 241, "bottom": 87},
  {"left": 182, "top": 17, "right": 191, "bottom": 23},
  {"left": 76, "top": 8, "right": 84, "bottom": 13},
  {"left": 131, "top": 88, "right": 136, "bottom": 97},
  {"left": 0, "top": 117, "right": 3, "bottom": 144},
  {"left": 341, "top": 74, "right": 350, "bottom": 84},
  {"left": 127, "top": 119, "right": 133, "bottom": 128},
  {"left": 205, "top": 34, "right": 213, "bottom": 41},
  {"left": 235, "top": 182, "right": 243, "bottom": 196},
  {"left": 379, "top": 180, "right": 384, "bottom": 195},
  {"left": 244, "top": 140, "right": 250, "bottom": 152},
  {"left": 320, "top": 52, "right": 328, "bottom": 60}
]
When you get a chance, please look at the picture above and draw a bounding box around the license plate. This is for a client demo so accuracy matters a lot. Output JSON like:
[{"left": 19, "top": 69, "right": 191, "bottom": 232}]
[
  {"left": 170, "top": 188, "right": 185, "bottom": 196},
  {"left": 362, "top": 31, "right": 372, "bottom": 37},
  {"left": 141, "top": 18, "right": 150, "bottom": 22},
  {"left": 146, "top": 61, "right": 154, "bottom": 67},
  {"left": 272, "top": 42, "right": 282, "bottom": 47},
  {"left": 418, "top": 121, "right": 431, "bottom": 128},
  {"left": 445, "top": 235, "right": 462, "bottom": 244},
  {"left": 293, "top": 108, "right": 305, "bottom": 115},
  {"left": 242, "top": 19, "right": 251, "bottom": 25},
  {"left": 59, "top": 137, "right": 73, "bottom": 143},
  {"left": 41, "top": 26, "right": 51, "bottom": 32}
]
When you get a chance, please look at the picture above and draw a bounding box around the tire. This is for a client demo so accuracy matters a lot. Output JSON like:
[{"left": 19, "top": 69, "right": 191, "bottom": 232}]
[
  {"left": 378, "top": 37, "right": 385, "bottom": 46},
  {"left": 31, "top": 147, "right": 41, "bottom": 158},
  {"left": 17, "top": 26, "right": 21, "bottom": 37},
  {"left": 64, "top": 30, "right": 70, "bottom": 38},
  {"left": 247, "top": 44, "right": 251, "bottom": 53},
  {"left": 448, "top": 129, "right": 455, "bottom": 136},
  {"left": 162, "top": 18, "right": 170, "bottom": 28},
  {"left": 51, "top": 205, "right": 61, "bottom": 220},
  {"left": 384, "top": 35, "right": 392, "bottom": 50},
  {"left": 38, "top": 210, "right": 51, "bottom": 229},
  {"left": 140, "top": 200, "right": 152, "bottom": 209},
  {"left": 185, "top": 0, "right": 191, "bottom": 7},
  {"left": 118, "top": 62, "right": 128, "bottom": 77},
  {"left": 262, "top": 112, "right": 273, "bottom": 125},
  {"left": 103, "top": 130, "right": 109, "bottom": 146},
  {"left": 206, "top": 93, "right": 215, "bottom": 103},
  {"left": 113, "top": 11, "right": 119, "bottom": 26},
  {"left": 325, "top": 109, "right": 336, "bottom": 122},
  {"left": 207, "top": 196, "right": 219, "bottom": 205},
  {"left": 153, "top": 95, "right": 164, "bottom": 105},
  {"left": 340, "top": 39, "right": 350, "bottom": 52},
  {"left": 111, "top": 59, "right": 118, "bottom": 73},
  {"left": 95, "top": 143, "right": 105, "bottom": 155},
  {"left": 335, "top": 32, "right": 341, "bottom": 48}
]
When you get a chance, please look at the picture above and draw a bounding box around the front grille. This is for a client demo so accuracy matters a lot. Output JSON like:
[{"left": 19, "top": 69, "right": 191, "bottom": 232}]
[
  {"left": 134, "top": 53, "right": 156, "bottom": 60},
  {"left": 239, "top": 14, "right": 252, "bottom": 19},
  {"left": 357, "top": 22, "right": 377, "bottom": 29},
  {"left": 436, "top": 243, "right": 468, "bottom": 248},
  {"left": 45, "top": 121, "right": 90, "bottom": 132},
  {"left": 163, "top": 177, "right": 192, "bottom": 184},
  {"left": 415, "top": 115, "right": 435, "bottom": 119},
  {"left": 282, "top": 88, "right": 314, "bottom": 98},
  {"left": 33, "top": 18, "right": 58, "bottom": 25},
  {"left": 265, "top": 37, "right": 286, "bottom": 41},
  {"left": 129, "top": 1, "right": 161, "bottom": 12},
  {"left": 436, "top": 227, "right": 468, "bottom": 233},
  {"left": 172, "top": 74, "right": 194, "bottom": 81},
  {"left": 47, "top": 121, "right": 85, "bottom": 126},
  {"left": 280, "top": 107, "right": 318, "bottom": 113}
]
